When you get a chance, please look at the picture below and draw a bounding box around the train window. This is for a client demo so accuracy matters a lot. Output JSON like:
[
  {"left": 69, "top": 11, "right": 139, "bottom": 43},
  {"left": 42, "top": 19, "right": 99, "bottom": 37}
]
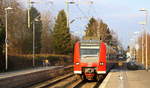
[{"left": 80, "top": 49, "right": 99, "bottom": 56}]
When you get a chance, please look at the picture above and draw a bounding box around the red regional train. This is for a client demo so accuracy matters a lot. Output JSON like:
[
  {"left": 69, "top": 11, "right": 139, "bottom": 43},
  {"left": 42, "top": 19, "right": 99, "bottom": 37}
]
[{"left": 74, "top": 40, "right": 116, "bottom": 81}]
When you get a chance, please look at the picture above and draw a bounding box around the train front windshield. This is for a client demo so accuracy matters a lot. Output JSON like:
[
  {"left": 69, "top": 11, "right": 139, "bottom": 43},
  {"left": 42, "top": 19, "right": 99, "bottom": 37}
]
[
  {"left": 80, "top": 49, "right": 99, "bottom": 56},
  {"left": 80, "top": 48, "right": 99, "bottom": 63}
]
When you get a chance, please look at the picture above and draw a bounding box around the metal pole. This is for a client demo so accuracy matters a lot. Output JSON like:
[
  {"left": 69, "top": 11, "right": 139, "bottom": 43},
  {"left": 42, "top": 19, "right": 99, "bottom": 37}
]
[
  {"left": 28, "top": 0, "right": 31, "bottom": 28},
  {"left": 145, "top": 11, "right": 148, "bottom": 70},
  {"left": 142, "top": 26, "right": 144, "bottom": 65},
  {"left": 136, "top": 48, "right": 138, "bottom": 62},
  {"left": 145, "top": 30, "right": 148, "bottom": 70},
  {"left": 5, "top": 9, "right": 8, "bottom": 70},
  {"left": 33, "top": 21, "right": 35, "bottom": 67},
  {"left": 139, "top": 9, "right": 149, "bottom": 70}
]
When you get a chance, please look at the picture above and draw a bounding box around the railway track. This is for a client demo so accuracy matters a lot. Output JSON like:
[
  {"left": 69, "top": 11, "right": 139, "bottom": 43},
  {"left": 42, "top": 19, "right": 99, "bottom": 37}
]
[
  {"left": 71, "top": 79, "right": 102, "bottom": 88},
  {"left": 71, "top": 74, "right": 107, "bottom": 88},
  {"left": 26, "top": 65, "right": 74, "bottom": 88},
  {"left": 29, "top": 73, "right": 107, "bottom": 88},
  {"left": 40, "top": 73, "right": 75, "bottom": 88},
  {"left": 28, "top": 72, "right": 79, "bottom": 88},
  {"left": 29, "top": 73, "right": 105, "bottom": 88},
  {"left": 28, "top": 65, "right": 108, "bottom": 88}
]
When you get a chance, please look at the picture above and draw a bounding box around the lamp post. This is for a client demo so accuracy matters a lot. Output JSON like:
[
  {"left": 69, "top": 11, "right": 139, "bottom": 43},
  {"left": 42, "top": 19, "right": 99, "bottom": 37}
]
[
  {"left": 32, "top": 16, "right": 40, "bottom": 67},
  {"left": 28, "top": 0, "right": 53, "bottom": 28},
  {"left": 30, "top": 1, "right": 53, "bottom": 67},
  {"left": 139, "top": 8, "right": 148, "bottom": 71},
  {"left": 5, "top": 7, "right": 13, "bottom": 71},
  {"left": 32, "top": 20, "right": 35, "bottom": 67}
]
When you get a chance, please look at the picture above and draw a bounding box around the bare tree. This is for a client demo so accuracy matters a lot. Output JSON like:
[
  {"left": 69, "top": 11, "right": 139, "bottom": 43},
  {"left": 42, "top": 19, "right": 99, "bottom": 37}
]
[{"left": 41, "top": 11, "right": 54, "bottom": 54}]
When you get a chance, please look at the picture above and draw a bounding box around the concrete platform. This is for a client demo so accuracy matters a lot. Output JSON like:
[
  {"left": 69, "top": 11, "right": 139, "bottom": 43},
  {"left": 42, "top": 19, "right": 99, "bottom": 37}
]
[
  {"left": 0, "top": 66, "right": 60, "bottom": 79},
  {"left": 0, "top": 66, "right": 64, "bottom": 88},
  {"left": 99, "top": 69, "right": 150, "bottom": 88}
]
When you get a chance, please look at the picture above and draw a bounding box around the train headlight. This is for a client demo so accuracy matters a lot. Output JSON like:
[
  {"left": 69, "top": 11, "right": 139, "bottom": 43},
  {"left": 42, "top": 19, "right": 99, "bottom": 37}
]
[
  {"left": 76, "top": 63, "right": 80, "bottom": 65},
  {"left": 99, "top": 62, "right": 104, "bottom": 65}
]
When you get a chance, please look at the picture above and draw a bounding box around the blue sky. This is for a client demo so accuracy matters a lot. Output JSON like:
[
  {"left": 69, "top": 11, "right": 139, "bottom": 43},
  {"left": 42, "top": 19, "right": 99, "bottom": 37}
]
[{"left": 18, "top": 0, "right": 150, "bottom": 48}]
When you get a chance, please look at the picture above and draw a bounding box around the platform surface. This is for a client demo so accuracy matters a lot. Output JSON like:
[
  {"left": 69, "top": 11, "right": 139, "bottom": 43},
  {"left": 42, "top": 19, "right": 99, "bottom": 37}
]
[
  {"left": 100, "top": 69, "right": 150, "bottom": 88},
  {"left": 0, "top": 66, "right": 60, "bottom": 80}
]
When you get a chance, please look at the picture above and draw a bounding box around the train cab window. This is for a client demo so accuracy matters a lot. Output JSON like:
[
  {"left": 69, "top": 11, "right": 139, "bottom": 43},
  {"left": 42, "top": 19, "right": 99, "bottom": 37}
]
[
  {"left": 80, "top": 48, "right": 99, "bottom": 62},
  {"left": 80, "top": 49, "right": 99, "bottom": 56}
]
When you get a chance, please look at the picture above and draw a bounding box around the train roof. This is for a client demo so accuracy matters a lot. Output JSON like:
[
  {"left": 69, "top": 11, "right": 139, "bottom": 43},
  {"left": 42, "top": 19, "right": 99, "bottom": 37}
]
[
  {"left": 80, "top": 40, "right": 100, "bottom": 46},
  {"left": 80, "top": 40, "right": 100, "bottom": 43}
]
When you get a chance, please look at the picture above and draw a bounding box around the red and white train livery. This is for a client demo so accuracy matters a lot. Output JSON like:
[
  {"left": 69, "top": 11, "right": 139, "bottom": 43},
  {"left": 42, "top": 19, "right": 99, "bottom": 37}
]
[{"left": 74, "top": 40, "right": 116, "bottom": 80}]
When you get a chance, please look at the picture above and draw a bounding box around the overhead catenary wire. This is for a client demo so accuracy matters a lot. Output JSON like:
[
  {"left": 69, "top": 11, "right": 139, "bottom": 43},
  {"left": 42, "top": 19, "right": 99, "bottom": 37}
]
[
  {"left": 69, "top": 0, "right": 99, "bottom": 38},
  {"left": 87, "top": 3, "right": 92, "bottom": 17},
  {"left": 91, "top": 3, "right": 99, "bottom": 18},
  {"left": 75, "top": 4, "right": 89, "bottom": 20}
]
